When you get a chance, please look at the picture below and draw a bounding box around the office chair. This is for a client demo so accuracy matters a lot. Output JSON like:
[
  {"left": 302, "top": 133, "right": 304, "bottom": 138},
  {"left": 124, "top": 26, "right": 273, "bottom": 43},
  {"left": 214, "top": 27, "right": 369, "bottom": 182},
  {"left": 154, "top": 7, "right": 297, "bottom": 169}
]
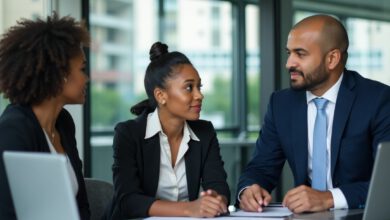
[{"left": 84, "top": 178, "right": 114, "bottom": 220}]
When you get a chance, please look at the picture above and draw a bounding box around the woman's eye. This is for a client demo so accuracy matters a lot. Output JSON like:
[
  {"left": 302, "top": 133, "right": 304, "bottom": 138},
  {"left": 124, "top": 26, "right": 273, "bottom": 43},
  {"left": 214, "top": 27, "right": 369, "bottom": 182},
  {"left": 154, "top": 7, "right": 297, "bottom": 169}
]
[{"left": 186, "top": 85, "right": 193, "bottom": 91}]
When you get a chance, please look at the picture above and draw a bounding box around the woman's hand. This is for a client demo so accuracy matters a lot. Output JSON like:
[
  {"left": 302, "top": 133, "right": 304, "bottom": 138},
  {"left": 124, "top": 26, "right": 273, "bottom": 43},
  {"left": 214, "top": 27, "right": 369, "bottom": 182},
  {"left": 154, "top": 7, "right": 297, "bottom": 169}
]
[{"left": 185, "top": 189, "right": 228, "bottom": 218}]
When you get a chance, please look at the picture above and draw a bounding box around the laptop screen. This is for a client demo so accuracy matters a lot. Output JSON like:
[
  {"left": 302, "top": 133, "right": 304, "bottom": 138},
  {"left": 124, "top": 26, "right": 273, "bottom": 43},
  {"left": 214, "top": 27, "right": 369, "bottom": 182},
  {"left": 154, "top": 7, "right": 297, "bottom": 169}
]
[
  {"left": 362, "top": 142, "right": 390, "bottom": 220},
  {"left": 3, "top": 151, "right": 80, "bottom": 220}
]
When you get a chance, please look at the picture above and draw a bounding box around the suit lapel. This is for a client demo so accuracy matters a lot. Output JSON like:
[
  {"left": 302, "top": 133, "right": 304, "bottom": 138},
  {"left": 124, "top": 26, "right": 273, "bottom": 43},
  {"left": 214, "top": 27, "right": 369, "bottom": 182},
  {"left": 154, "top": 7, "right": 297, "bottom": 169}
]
[
  {"left": 185, "top": 139, "right": 202, "bottom": 200},
  {"left": 291, "top": 92, "right": 309, "bottom": 185},
  {"left": 143, "top": 135, "right": 161, "bottom": 196},
  {"left": 331, "top": 72, "right": 356, "bottom": 177}
]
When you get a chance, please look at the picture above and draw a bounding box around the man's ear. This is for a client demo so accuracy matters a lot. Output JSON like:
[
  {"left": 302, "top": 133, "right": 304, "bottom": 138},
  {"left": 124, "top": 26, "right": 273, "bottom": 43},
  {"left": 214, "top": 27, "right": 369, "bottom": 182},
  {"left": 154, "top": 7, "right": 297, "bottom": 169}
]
[{"left": 326, "top": 49, "right": 341, "bottom": 70}]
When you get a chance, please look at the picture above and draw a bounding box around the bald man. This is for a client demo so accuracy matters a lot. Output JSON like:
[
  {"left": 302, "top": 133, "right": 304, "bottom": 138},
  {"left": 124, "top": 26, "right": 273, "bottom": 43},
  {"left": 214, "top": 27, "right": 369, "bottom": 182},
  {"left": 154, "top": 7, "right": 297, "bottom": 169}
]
[{"left": 236, "top": 14, "right": 390, "bottom": 213}]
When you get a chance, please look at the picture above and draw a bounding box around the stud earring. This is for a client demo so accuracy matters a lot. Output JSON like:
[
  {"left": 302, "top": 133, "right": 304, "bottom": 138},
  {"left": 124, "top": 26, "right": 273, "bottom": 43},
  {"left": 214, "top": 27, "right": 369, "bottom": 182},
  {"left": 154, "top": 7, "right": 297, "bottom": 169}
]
[
  {"left": 161, "top": 100, "right": 166, "bottom": 105},
  {"left": 64, "top": 77, "right": 68, "bottom": 83}
]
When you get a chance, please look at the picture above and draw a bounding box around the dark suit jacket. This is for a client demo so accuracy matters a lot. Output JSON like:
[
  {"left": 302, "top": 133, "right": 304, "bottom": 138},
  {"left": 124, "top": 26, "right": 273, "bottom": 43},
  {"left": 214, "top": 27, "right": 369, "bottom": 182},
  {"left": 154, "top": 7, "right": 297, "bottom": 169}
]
[
  {"left": 237, "top": 70, "right": 390, "bottom": 209},
  {"left": 0, "top": 104, "right": 90, "bottom": 220},
  {"left": 104, "top": 111, "right": 230, "bottom": 219}
]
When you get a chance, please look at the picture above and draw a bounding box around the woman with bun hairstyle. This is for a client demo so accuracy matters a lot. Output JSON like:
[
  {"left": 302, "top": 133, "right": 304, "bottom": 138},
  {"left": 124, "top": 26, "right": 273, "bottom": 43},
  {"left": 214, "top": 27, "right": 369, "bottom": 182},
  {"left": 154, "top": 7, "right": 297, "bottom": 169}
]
[{"left": 104, "top": 42, "right": 230, "bottom": 219}]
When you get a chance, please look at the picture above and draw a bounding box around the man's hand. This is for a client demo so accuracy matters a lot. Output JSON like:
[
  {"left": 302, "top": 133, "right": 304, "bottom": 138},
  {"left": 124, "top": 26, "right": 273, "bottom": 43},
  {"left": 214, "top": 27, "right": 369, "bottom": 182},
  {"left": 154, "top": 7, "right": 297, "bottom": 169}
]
[
  {"left": 239, "top": 184, "right": 272, "bottom": 212},
  {"left": 282, "top": 185, "right": 334, "bottom": 213}
]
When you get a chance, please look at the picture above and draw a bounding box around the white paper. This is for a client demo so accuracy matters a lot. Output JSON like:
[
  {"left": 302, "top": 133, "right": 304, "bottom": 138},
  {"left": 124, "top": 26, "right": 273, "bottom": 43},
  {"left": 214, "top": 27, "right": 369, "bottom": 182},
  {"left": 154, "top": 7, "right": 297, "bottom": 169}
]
[
  {"left": 229, "top": 207, "right": 292, "bottom": 217},
  {"left": 146, "top": 216, "right": 284, "bottom": 220},
  {"left": 147, "top": 217, "right": 284, "bottom": 220},
  {"left": 145, "top": 207, "right": 292, "bottom": 219}
]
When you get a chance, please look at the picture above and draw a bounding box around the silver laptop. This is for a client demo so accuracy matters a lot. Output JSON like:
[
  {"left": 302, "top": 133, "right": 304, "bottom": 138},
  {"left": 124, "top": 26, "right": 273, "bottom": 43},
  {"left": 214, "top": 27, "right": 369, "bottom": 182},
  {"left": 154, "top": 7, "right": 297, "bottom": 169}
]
[
  {"left": 3, "top": 151, "right": 80, "bottom": 220},
  {"left": 362, "top": 142, "right": 390, "bottom": 220}
]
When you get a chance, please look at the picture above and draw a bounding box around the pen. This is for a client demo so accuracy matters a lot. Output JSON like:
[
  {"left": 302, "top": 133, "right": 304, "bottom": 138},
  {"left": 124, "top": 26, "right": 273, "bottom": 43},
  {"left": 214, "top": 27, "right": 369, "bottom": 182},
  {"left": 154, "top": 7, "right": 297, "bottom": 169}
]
[{"left": 266, "top": 202, "right": 283, "bottom": 207}]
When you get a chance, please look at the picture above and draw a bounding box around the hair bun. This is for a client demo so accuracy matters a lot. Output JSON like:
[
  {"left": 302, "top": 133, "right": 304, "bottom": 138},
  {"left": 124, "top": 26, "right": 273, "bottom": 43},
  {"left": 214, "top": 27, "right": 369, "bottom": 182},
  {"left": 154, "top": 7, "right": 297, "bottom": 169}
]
[{"left": 149, "top": 42, "right": 168, "bottom": 62}]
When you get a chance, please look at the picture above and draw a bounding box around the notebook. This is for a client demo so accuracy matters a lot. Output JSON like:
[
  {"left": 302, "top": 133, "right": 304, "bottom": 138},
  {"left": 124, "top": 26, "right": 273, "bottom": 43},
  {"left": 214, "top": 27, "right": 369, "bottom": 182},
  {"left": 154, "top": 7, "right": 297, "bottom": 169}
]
[
  {"left": 361, "top": 141, "right": 390, "bottom": 220},
  {"left": 3, "top": 151, "right": 80, "bottom": 220}
]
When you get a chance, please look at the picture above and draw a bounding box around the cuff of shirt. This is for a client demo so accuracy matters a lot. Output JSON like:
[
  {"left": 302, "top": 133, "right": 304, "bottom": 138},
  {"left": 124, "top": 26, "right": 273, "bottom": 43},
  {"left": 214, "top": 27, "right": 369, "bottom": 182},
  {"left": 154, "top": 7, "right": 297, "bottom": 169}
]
[
  {"left": 329, "top": 188, "right": 349, "bottom": 209},
  {"left": 237, "top": 186, "right": 250, "bottom": 202}
]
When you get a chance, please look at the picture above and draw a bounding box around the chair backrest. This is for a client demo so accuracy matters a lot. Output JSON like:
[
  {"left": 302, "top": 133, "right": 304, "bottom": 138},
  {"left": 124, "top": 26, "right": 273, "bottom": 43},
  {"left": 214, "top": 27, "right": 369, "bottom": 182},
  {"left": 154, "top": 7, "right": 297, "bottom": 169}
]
[{"left": 84, "top": 178, "right": 114, "bottom": 220}]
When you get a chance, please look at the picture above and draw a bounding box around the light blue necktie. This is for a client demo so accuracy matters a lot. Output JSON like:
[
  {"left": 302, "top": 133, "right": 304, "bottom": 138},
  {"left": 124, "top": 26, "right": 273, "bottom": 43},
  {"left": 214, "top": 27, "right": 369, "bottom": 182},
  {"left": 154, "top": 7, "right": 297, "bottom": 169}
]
[{"left": 312, "top": 98, "right": 329, "bottom": 191}]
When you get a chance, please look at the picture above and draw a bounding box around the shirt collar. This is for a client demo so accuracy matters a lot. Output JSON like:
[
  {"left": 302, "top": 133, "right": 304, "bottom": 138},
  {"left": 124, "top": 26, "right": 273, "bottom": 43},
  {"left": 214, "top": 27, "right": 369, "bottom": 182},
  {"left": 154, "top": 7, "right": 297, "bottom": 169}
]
[
  {"left": 186, "top": 122, "right": 200, "bottom": 142},
  {"left": 145, "top": 108, "right": 162, "bottom": 139},
  {"left": 145, "top": 108, "right": 200, "bottom": 141},
  {"left": 306, "top": 72, "right": 344, "bottom": 104}
]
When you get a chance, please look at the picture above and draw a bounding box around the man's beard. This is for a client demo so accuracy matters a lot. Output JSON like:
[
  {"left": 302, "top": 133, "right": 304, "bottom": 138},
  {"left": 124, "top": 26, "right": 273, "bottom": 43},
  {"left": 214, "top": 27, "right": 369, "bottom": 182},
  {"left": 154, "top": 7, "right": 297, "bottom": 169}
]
[
  {"left": 289, "top": 67, "right": 306, "bottom": 91},
  {"left": 289, "top": 65, "right": 328, "bottom": 92}
]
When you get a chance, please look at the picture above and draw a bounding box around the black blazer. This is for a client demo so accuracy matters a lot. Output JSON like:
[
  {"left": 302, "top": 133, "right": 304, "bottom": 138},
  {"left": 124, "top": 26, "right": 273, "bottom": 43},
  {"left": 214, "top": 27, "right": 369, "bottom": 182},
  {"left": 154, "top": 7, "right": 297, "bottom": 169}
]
[
  {"left": 105, "top": 111, "right": 230, "bottom": 219},
  {"left": 0, "top": 104, "right": 90, "bottom": 220}
]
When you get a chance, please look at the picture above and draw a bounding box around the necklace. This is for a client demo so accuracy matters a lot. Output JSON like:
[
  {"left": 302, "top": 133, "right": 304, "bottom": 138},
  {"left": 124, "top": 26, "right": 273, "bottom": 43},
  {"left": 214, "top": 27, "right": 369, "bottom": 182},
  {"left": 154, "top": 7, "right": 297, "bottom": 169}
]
[
  {"left": 44, "top": 128, "right": 56, "bottom": 145},
  {"left": 50, "top": 131, "right": 55, "bottom": 145}
]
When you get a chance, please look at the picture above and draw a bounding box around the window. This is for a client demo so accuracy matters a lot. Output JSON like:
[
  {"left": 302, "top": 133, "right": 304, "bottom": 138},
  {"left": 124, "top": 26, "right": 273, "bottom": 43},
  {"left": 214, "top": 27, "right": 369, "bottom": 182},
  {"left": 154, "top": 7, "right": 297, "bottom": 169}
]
[
  {"left": 90, "top": 0, "right": 158, "bottom": 180},
  {"left": 164, "top": 0, "right": 234, "bottom": 129},
  {"left": 346, "top": 18, "right": 390, "bottom": 85},
  {"left": 246, "top": 4, "right": 260, "bottom": 133}
]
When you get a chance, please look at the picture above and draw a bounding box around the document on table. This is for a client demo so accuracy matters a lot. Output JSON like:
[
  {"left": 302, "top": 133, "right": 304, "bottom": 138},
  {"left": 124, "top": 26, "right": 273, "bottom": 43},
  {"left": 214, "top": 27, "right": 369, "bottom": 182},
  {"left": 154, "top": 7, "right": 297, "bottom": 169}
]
[
  {"left": 146, "top": 206, "right": 292, "bottom": 219},
  {"left": 147, "top": 217, "right": 285, "bottom": 220},
  {"left": 230, "top": 206, "right": 292, "bottom": 217}
]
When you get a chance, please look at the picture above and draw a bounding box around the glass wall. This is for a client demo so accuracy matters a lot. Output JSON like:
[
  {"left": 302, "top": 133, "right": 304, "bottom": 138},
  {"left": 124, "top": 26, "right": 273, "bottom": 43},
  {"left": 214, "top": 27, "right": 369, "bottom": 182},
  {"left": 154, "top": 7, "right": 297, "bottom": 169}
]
[
  {"left": 88, "top": 0, "right": 258, "bottom": 132},
  {"left": 162, "top": 0, "right": 234, "bottom": 129},
  {"left": 246, "top": 4, "right": 260, "bottom": 134},
  {"left": 346, "top": 18, "right": 390, "bottom": 85}
]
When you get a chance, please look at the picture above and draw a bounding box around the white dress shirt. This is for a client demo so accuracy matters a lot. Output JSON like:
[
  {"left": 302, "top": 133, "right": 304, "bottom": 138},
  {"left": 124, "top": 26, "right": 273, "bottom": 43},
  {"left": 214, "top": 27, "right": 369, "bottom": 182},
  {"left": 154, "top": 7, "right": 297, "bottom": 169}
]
[
  {"left": 43, "top": 130, "right": 79, "bottom": 196},
  {"left": 145, "top": 109, "right": 200, "bottom": 201},
  {"left": 306, "top": 73, "right": 348, "bottom": 209}
]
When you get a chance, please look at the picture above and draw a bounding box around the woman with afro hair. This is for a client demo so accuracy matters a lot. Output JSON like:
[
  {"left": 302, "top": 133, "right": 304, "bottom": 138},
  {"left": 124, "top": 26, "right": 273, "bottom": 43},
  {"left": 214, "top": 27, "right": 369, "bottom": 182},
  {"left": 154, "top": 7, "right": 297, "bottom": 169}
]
[{"left": 0, "top": 12, "right": 91, "bottom": 220}]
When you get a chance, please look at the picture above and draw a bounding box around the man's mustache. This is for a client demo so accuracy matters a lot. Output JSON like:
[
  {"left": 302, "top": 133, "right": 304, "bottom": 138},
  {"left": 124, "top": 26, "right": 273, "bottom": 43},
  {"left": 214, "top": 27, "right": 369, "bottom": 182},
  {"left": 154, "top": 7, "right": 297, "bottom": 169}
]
[{"left": 289, "top": 67, "right": 304, "bottom": 77}]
